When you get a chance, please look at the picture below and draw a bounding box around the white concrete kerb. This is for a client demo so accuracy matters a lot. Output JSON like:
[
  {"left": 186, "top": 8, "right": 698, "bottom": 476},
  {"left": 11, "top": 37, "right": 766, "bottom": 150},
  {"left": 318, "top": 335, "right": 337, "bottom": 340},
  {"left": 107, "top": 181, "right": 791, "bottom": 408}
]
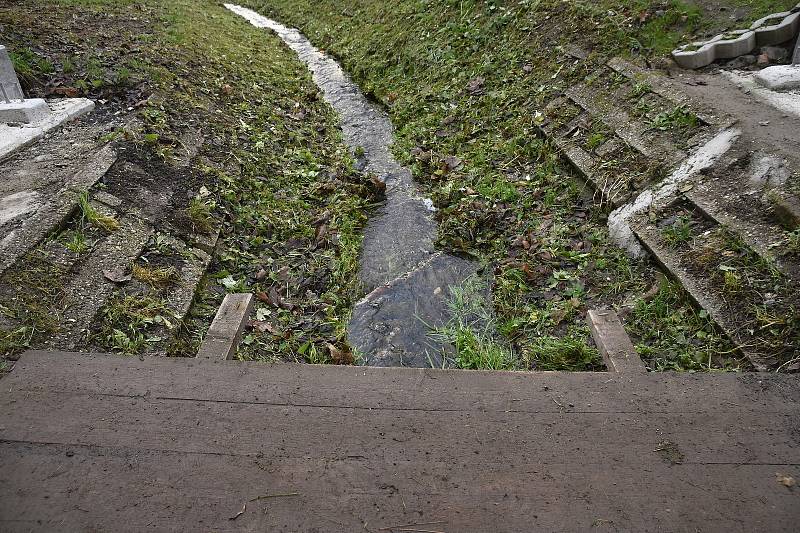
[{"left": 608, "top": 128, "right": 741, "bottom": 257}]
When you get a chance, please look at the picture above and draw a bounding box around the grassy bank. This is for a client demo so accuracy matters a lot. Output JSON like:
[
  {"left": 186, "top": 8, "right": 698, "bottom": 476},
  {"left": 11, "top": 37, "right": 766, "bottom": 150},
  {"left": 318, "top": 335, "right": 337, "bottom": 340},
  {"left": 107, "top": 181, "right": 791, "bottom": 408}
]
[
  {"left": 238, "top": 0, "right": 782, "bottom": 370},
  {"left": 0, "top": 0, "right": 377, "bottom": 362}
]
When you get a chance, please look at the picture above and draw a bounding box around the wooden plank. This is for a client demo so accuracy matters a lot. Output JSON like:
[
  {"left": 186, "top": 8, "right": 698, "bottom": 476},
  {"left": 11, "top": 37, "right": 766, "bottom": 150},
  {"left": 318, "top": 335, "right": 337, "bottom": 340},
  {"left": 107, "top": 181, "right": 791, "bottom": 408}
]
[
  {"left": 0, "top": 352, "right": 798, "bottom": 531},
  {"left": 196, "top": 293, "right": 254, "bottom": 360},
  {"left": 587, "top": 309, "right": 647, "bottom": 373},
  {"left": 1, "top": 441, "right": 797, "bottom": 533},
  {"left": 0, "top": 389, "right": 797, "bottom": 465},
  {"left": 7, "top": 351, "right": 800, "bottom": 414}
]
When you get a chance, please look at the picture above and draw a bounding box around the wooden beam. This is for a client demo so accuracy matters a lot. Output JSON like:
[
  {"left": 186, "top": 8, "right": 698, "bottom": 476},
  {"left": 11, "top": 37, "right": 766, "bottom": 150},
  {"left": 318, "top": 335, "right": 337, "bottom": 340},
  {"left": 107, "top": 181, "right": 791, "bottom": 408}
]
[
  {"left": 196, "top": 293, "right": 254, "bottom": 360},
  {"left": 587, "top": 309, "right": 646, "bottom": 373}
]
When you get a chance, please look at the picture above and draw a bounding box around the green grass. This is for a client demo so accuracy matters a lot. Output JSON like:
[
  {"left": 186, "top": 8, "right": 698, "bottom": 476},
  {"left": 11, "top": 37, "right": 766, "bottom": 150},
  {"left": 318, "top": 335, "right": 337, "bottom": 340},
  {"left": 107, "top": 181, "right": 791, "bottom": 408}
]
[
  {"left": 627, "top": 279, "right": 744, "bottom": 371},
  {"left": 78, "top": 191, "right": 119, "bottom": 232},
  {"left": 132, "top": 263, "right": 180, "bottom": 288},
  {"left": 187, "top": 197, "right": 214, "bottom": 234},
  {"left": 662, "top": 215, "right": 692, "bottom": 248},
  {"left": 61, "top": 229, "right": 89, "bottom": 253},
  {"left": 523, "top": 334, "right": 603, "bottom": 371},
  {"left": 0, "top": 253, "right": 65, "bottom": 357},
  {"left": 430, "top": 276, "right": 515, "bottom": 370},
  {"left": 237, "top": 0, "right": 793, "bottom": 370},
  {"left": 97, "top": 294, "right": 172, "bottom": 354},
  {"left": 0, "top": 0, "right": 377, "bottom": 362},
  {"left": 650, "top": 106, "right": 699, "bottom": 131}
]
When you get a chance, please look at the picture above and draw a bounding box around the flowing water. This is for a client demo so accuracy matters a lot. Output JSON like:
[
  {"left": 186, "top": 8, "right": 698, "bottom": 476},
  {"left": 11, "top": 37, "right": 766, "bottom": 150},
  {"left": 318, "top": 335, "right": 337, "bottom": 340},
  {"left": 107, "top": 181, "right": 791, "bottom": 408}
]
[{"left": 226, "top": 4, "right": 488, "bottom": 367}]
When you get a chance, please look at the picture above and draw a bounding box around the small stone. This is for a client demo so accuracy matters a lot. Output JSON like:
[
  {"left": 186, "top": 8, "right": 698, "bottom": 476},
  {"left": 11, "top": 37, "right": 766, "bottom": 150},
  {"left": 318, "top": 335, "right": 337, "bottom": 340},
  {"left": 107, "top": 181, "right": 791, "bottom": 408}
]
[
  {"left": 725, "top": 55, "right": 756, "bottom": 69},
  {"left": 761, "top": 46, "right": 788, "bottom": 63}
]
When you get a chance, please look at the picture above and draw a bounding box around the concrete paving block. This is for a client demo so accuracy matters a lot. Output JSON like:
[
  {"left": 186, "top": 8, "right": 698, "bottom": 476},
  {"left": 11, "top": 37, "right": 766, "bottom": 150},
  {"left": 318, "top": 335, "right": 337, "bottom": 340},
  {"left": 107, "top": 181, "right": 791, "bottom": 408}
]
[
  {"left": 673, "top": 4, "right": 800, "bottom": 69},
  {"left": 0, "top": 98, "right": 50, "bottom": 124},
  {"left": 672, "top": 35, "right": 723, "bottom": 70},
  {"left": 0, "top": 98, "right": 94, "bottom": 161},
  {"left": 752, "top": 11, "right": 800, "bottom": 47},
  {"left": 673, "top": 32, "right": 756, "bottom": 69},
  {"left": 754, "top": 64, "right": 800, "bottom": 91},
  {"left": 0, "top": 45, "right": 24, "bottom": 101}
]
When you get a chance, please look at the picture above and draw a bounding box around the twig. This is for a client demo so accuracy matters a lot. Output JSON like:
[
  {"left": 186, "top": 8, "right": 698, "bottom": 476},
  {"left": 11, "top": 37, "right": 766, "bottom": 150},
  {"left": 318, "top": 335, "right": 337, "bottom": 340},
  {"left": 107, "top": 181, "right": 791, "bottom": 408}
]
[
  {"left": 776, "top": 356, "right": 800, "bottom": 373},
  {"left": 249, "top": 492, "right": 301, "bottom": 501},
  {"left": 229, "top": 502, "right": 246, "bottom": 520},
  {"left": 378, "top": 521, "right": 446, "bottom": 531}
]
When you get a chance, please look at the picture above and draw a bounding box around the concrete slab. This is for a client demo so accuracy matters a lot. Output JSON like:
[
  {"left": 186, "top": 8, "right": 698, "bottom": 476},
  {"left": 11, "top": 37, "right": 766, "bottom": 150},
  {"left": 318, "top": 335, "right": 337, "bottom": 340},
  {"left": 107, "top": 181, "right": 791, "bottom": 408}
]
[
  {"left": 755, "top": 64, "right": 800, "bottom": 91},
  {"left": 0, "top": 190, "right": 40, "bottom": 226},
  {"left": 0, "top": 98, "right": 94, "bottom": 161},
  {"left": 0, "top": 98, "right": 50, "bottom": 124},
  {"left": 0, "top": 141, "right": 117, "bottom": 276}
]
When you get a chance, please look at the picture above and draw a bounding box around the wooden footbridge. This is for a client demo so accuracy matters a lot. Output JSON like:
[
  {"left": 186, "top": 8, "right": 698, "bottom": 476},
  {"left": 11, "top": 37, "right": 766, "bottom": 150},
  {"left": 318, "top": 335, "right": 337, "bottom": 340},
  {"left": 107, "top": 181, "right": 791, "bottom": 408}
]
[{"left": 1, "top": 348, "right": 798, "bottom": 531}]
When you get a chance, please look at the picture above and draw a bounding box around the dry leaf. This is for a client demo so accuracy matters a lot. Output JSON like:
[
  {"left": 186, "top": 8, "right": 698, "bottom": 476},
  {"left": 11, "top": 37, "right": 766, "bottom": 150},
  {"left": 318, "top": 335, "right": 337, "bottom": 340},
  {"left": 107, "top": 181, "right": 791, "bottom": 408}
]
[
  {"left": 326, "top": 343, "right": 354, "bottom": 365},
  {"left": 776, "top": 473, "right": 796, "bottom": 489}
]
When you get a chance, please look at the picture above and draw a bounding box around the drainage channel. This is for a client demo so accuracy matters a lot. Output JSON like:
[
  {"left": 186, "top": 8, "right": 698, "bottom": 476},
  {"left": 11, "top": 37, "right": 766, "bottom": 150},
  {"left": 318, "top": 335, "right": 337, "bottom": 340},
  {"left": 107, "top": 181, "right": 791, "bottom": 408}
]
[{"left": 226, "top": 4, "right": 488, "bottom": 367}]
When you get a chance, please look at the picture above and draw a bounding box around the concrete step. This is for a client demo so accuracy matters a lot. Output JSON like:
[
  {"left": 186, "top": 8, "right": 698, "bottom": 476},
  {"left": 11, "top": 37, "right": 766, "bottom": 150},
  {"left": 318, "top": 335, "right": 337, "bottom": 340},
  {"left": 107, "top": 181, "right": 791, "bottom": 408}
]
[
  {"left": 138, "top": 231, "right": 218, "bottom": 356},
  {"left": 632, "top": 203, "right": 800, "bottom": 371},
  {"left": 0, "top": 139, "right": 117, "bottom": 276},
  {"left": 46, "top": 210, "right": 154, "bottom": 350}
]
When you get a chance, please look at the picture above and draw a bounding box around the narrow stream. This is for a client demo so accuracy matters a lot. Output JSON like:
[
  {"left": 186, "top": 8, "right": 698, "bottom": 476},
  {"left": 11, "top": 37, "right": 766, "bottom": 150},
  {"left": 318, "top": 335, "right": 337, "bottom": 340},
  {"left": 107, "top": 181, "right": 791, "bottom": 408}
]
[{"left": 226, "top": 5, "right": 487, "bottom": 367}]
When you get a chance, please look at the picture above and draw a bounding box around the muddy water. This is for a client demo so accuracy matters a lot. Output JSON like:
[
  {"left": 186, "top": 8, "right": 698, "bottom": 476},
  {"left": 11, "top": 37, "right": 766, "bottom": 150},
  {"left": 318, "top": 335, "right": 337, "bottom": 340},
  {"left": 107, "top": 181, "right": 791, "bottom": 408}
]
[{"left": 226, "top": 5, "right": 485, "bottom": 367}]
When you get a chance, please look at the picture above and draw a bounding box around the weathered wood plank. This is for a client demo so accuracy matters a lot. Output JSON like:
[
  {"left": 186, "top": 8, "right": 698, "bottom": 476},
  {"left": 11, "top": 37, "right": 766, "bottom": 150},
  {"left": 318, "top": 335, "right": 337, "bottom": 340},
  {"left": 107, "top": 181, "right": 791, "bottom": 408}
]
[
  {"left": 587, "top": 309, "right": 647, "bottom": 373},
  {"left": 196, "top": 293, "right": 254, "bottom": 360},
  {"left": 1, "top": 389, "right": 797, "bottom": 465},
  {"left": 7, "top": 351, "right": 799, "bottom": 414},
  {"left": 0, "top": 352, "right": 798, "bottom": 532},
  {"left": 0, "top": 442, "right": 797, "bottom": 532}
]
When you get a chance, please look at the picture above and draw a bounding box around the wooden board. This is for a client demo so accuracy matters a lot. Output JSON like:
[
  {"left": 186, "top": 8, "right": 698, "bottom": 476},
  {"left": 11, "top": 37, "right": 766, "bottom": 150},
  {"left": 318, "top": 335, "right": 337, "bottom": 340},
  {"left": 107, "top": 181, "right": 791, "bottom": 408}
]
[
  {"left": 0, "top": 351, "right": 798, "bottom": 532},
  {"left": 196, "top": 292, "right": 254, "bottom": 360},
  {"left": 587, "top": 309, "right": 646, "bottom": 373}
]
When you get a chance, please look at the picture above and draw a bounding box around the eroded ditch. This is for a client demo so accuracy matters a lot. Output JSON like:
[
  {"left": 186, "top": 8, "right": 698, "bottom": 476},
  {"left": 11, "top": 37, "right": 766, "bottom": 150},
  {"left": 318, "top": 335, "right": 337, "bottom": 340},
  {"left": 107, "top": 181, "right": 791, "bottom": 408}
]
[{"left": 226, "top": 4, "right": 491, "bottom": 367}]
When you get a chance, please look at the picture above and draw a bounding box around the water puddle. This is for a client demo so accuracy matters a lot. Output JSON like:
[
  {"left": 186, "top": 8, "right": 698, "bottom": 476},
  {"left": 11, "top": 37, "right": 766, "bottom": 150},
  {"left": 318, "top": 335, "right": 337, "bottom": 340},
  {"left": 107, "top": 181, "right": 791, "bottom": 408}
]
[{"left": 226, "top": 5, "right": 487, "bottom": 367}]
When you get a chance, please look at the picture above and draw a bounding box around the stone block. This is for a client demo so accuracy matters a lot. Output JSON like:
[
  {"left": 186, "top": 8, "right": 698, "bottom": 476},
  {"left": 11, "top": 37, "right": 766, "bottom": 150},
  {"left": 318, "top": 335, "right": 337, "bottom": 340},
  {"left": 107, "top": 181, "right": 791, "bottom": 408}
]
[
  {"left": 0, "top": 98, "right": 50, "bottom": 124},
  {"left": 754, "top": 64, "right": 800, "bottom": 90}
]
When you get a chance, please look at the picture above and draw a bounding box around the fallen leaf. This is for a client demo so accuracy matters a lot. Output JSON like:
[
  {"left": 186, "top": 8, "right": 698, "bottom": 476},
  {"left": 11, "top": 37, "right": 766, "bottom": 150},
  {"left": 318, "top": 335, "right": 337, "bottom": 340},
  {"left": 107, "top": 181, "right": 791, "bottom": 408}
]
[
  {"left": 327, "top": 342, "right": 354, "bottom": 365},
  {"left": 49, "top": 86, "right": 79, "bottom": 97},
  {"left": 412, "top": 148, "right": 433, "bottom": 162},
  {"left": 466, "top": 76, "right": 485, "bottom": 95},
  {"left": 370, "top": 174, "right": 386, "bottom": 195},
  {"left": 289, "top": 108, "right": 307, "bottom": 121},
  {"left": 442, "top": 156, "right": 462, "bottom": 173},
  {"left": 250, "top": 320, "right": 283, "bottom": 337},
  {"left": 314, "top": 224, "right": 328, "bottom": 245},
  {"left": 776, "top": 473, "right": 796, "bottom": 489},
  {"left": 259, "top": 286, "right": 294, "bottom": 311}
]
